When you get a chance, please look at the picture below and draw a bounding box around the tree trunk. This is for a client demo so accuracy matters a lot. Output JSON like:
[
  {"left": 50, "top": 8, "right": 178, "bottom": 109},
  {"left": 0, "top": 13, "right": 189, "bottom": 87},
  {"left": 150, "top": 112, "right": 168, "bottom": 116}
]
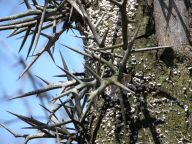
[{"left": 154, "top": 0, "right": 191, "bottom": 50}]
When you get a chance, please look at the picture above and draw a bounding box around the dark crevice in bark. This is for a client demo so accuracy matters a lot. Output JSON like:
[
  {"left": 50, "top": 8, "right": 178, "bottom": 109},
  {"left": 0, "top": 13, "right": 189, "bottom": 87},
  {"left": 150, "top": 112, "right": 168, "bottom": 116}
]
[
  {"left": 142, "top": 93, "right": 163, "bottom": 144},
  {"left": 90, "top": 95, "right": 109, "bottom": 144},
  {"left": 121, "top": 92, "right": 138, "bottom": 144}
]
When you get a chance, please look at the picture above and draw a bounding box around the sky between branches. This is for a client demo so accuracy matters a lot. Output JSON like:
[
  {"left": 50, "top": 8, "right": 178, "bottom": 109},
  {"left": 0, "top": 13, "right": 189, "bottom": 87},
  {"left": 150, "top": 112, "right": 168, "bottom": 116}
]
[{"left": 0, "top": 1, "right": 84, "bottom": 143}]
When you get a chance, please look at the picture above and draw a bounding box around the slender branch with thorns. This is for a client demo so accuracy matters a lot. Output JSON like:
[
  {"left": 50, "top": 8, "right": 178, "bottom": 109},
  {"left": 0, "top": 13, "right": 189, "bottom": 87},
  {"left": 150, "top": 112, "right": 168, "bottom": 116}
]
[{"left": 0, "top": 1, "right": 176, "bottom": 144}]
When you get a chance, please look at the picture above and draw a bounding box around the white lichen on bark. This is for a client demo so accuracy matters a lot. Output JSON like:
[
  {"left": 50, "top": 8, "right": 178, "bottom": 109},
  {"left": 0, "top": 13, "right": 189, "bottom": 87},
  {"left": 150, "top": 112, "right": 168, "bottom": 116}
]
[{"left": 85, "top": 0, "right": 138, "bottom": 143}]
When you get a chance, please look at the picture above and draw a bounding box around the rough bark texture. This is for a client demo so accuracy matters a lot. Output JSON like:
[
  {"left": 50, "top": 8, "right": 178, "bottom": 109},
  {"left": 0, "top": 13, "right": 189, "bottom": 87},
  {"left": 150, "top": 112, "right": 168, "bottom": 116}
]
[
  {"left": 88, "top": 1, "right": 192, "bottom": 143},
  {"left": 1, "top": 0, "right": 192, "bottom": 143},
  {"left": 154, "top": 0, "right": 191, "bottom": 50}
]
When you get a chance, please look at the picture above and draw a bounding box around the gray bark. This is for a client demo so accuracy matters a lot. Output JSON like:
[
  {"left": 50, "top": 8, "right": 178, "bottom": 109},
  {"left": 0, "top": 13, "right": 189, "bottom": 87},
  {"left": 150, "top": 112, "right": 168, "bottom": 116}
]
[{"left": 154, "top": 0, "right": 191, "bottom": 50}]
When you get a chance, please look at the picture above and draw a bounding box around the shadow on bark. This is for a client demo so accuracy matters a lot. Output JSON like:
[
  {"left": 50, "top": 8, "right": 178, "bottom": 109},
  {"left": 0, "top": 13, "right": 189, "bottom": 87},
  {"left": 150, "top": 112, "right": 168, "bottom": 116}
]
[{"left": 155, "top": 0, "right": 192, "bottom": 49}]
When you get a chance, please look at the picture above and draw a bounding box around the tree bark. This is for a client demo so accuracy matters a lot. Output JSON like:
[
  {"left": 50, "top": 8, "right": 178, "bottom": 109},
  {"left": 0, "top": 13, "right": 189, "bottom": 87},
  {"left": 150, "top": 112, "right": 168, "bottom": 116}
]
[{"left": 154, "top": 0, "right": 191, "bottom": 50}]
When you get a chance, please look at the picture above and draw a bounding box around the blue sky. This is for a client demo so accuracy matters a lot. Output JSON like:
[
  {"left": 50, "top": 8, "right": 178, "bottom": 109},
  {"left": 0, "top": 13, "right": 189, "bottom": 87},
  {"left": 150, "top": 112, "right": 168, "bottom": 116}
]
[{"left": 0, "top": 1, "right": 84, "bottom": 143}]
